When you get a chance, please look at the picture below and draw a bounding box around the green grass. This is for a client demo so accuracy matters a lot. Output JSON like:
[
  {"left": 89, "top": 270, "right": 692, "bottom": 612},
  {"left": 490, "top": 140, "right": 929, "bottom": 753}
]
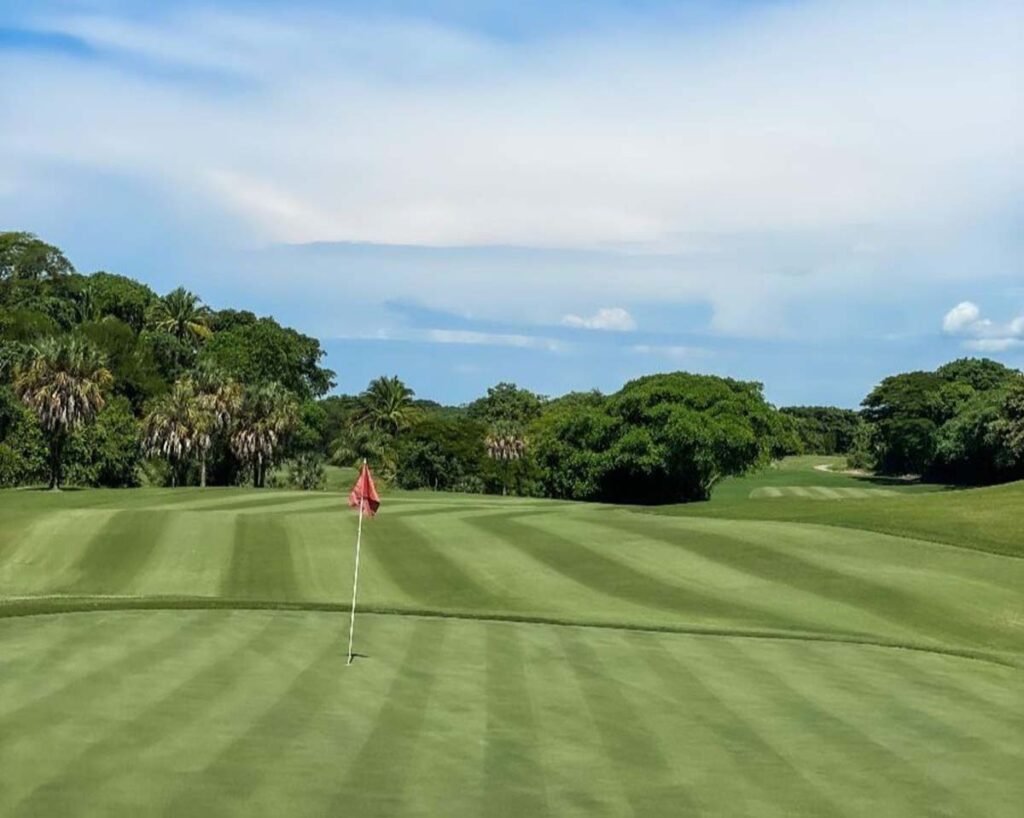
[{"left": 1, "top": 458, "right": 1022, "bottom": 816}]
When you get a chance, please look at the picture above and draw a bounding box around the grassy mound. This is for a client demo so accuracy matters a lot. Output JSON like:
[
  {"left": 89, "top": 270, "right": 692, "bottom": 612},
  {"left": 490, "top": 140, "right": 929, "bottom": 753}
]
[{"left": 1, "top": 458, "right": 1021, "bottom": 816}]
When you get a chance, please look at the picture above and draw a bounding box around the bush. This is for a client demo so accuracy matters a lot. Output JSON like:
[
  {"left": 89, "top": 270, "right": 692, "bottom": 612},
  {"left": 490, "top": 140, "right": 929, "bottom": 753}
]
[
  {"left": 64, "top": 395, "right": 141, "bottom": 487},
  {"left": 0, "top": 394, "right": 47, "bottom": 486},
  {"left": 287, "top": 452, "right": 326, "bottom": 491}
]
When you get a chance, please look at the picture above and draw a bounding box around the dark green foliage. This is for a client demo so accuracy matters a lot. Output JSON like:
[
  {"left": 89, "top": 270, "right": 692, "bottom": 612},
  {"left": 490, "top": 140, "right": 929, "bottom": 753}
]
[
  {"left": 0, "top": 388, "right": 46, "bottom": 486},
  {"left": 290, "top": 400, "right": 328, "bottom": 455},
  {"left": 64, "top": 396, "right": 142, "bottom": 487},
  {"left": 0, "top": 307, "right": 59, "bottom": 342},
  {"left": 396, "top": 415, "right": 487, "bottom": 491},
  {"left": 86, "top": 272, "right": 156, "bottom": 332},
  {"left": 0, "top": 232, "right": 74, "bottom": 282},
  {"left": 317, "top": 395, "right": 360, "bottom": 451},
  {"left": 467, "top": 382, "right": 545, "bottom": 426},
  {"left": 859, "top": 358, "right": 1022, "bottom": 482},
  {"left": 77, "top": 319, "right": 165, "bottom": 411},
  {"left": 138, "top": 329, "right": 195, "bottom": 380},
  {"left": 532, "top": 373, "right": 784, "bottom": 503},
  {"left": 531, "top": 394, "right": 617, "bottom": 499},
  {"left": 936, "top": 357, "right": 1016, "bottom": 392},
  {"left": 200, "top": 317, "right": 335, "bottom": 399},
  {"left": 780, "top": 406, "right": 862, "bottom": 454},
  {"left": 990, "top": 375, "right": 1024, "bottom": 470}
]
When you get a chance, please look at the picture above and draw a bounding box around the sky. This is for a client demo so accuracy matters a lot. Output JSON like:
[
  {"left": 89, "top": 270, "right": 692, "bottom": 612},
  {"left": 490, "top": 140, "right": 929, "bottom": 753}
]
[{"left": 1, "top": 0, "right": 1021, "bottom": 407}]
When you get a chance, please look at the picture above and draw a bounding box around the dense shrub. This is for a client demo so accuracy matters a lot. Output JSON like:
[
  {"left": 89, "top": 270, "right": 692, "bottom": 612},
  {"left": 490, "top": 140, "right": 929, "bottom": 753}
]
[
  {"left": 64, "top": 396, "right": 142, "bottom": 487},
  {"left": 287, "top": 452, "right": 327, "bottom": 491},
  {"left": 0, "top": 390, "right": 46, "bottom": 486}
]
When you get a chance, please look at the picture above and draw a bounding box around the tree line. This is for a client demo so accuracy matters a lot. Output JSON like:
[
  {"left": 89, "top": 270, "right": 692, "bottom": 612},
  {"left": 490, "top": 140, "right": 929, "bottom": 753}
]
[
  {"left": 3, "top": 231, "right": 1022, "bottom": 500},
  {"left": 1, "top": 231, "right": 334, "bottom": 490}
]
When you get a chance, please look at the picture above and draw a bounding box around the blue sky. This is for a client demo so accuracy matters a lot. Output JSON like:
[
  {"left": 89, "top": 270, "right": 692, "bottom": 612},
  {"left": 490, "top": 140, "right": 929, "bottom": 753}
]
[{"left": 1, "top": 0, "right": 1022, "bottom": 406}]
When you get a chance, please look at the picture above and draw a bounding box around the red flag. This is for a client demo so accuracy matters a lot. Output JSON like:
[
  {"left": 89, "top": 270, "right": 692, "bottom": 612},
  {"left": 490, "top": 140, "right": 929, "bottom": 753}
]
[{"left": 348, "top": 462, "right": 381, "bottom": 517}]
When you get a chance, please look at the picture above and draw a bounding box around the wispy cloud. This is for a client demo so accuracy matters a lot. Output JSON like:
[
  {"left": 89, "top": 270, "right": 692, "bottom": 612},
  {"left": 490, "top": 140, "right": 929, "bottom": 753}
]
[
  {"left": 630, "top": 344, "right": 709, "bottom": 360},
  {"left": 562, "top": 307, "right": 636, "bottom": 331},
  {"left": 329, "top": 327, "right": 567, "bottom": 353},
  {"left": 424, "top": 329, "right": 565, "bottom": 352}
]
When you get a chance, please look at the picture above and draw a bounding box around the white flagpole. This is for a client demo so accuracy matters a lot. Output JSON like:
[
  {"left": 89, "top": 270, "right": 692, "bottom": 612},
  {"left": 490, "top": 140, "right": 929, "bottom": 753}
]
[{"left": 346, "top": 465, "right": 367, "bottom": 666}]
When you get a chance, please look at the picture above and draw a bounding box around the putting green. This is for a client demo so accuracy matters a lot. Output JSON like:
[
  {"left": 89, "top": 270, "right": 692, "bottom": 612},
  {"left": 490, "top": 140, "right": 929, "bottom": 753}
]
[{"left": 1, "top": 472, "right": 1022, "bottom": 816}]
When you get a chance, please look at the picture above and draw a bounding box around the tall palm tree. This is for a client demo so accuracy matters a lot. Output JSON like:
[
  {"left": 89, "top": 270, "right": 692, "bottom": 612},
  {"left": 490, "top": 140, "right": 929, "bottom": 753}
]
[
  {"left": 355, "top": 376, "right": 417, "bottom": 437},
  {"left": 14, "top": 336, "right": 112, "bottom": 489},
  {"left": 193, "top": 366, "right": 243, "bottom": 488},
  {"left": 148, "top": 288, "right": 212, "bottom": 368},
  {"left": 231, "top": 382, "right": 298, "bottom": 488},
  {"left": 141, "top": 379, "right": 202, "bottom": 487}
]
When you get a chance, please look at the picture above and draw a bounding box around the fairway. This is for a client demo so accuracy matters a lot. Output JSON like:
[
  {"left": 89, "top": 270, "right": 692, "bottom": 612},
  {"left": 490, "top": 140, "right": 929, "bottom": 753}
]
[{"left": 2, "top": 463, "right": 1022, "bottom": 816}]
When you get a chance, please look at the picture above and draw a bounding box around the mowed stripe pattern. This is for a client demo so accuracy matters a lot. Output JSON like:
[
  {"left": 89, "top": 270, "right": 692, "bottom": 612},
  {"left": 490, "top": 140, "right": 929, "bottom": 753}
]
[
  {"left": 1, "top": 486, "right": 1023, "bottom": 816},
  {"left": 3, "top": 490, "right": 1022, "bottom": 656},
  {"left": 750, "top": 486, "right": 899, "bottom": 499},
  {"left": 0, "top": 612, "right": 1021, "bottom": 817}
]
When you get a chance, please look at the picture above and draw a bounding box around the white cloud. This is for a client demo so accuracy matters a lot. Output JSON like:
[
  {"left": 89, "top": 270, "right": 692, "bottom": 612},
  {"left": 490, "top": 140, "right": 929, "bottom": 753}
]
[
  {"left": 942, "top": 301, "right": 1024, "bottom": 352},
  {"left": 562, "top": 307, "right": 636, "bottom": 331},
  {"left": 942, "top": 301, "right": 981, "bottom": 333}
]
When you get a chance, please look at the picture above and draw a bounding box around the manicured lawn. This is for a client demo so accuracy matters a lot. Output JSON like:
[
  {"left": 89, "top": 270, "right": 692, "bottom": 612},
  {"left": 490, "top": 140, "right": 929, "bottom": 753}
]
[{"left": 1, "top": 461, "right": 1021, "bottom": 816}]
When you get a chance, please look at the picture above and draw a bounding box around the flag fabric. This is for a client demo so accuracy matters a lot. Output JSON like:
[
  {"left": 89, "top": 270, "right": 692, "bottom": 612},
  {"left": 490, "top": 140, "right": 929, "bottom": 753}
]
[{"left": 348, "top": 462, "right": 381, "bottom": 517}]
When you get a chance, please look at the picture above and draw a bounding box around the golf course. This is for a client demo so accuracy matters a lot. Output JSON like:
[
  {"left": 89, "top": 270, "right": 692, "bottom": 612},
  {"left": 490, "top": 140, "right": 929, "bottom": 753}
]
[{"left": 1, "top": 457, "right": 1021, "bottom": 817}]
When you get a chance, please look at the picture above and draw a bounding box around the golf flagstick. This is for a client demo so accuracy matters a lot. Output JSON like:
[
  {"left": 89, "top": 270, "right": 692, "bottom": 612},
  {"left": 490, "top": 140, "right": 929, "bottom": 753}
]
[
  {"left": 345, "top": 459, "right": 380, "bottom": 666},
  {"left": 346, "top": 494, "right": 364, "bottom": 666}
]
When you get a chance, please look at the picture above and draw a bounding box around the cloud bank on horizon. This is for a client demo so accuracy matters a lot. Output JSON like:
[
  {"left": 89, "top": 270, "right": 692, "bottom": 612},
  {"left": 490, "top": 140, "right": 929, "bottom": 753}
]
[{"left": 0, "top": 0, "right": 1021, "bottom": 404}]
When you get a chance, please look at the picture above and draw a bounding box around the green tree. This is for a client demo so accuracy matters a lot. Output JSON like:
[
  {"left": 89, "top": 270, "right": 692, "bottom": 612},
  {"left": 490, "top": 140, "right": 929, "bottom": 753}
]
[
  {"left": 200, "top": 317, "right": 334, "bottom": 399},
  {"left": 77, "top": 318, "right": 166, "bottom": 411},
  {"left": 193, "top": 366, "right": 243, "bottom": 488},
  {"left": 86, "top": 272, "right": 157, "bottom": 331},
  {"left": 531, "top": 374, "right": 778, "bottom": 504},
  {"left": 991, "top": 376, "right": 1024, "bottom": 472},
  {"left": 860, "top": 359, "right": 1019, "bottom": 479},
  {"left": 396, "top": 415, "right": 487, "bottom": 491},
  {"left": 65, "top": 395, "right": 141, "bottom": 487},
  {"left": 467, "top": 382, "right": 544, "bottom": 426},
  {"left": 780, "top": 406, "right": 863, "bottom": 454},
  {"left": 355, "top": 376, "right": 418, "bottom": 436},
  {"left": 142, "top": 379, "right": 203, "bottom": 487},
  {"left": 148, "top": 288, "right": 212, "bottom": 368},
  {"left": 13, "top": 336, "right": 112, "bottom": 489},
  {"left": 531, "top": 392, "right": 617, "bottom": 500},
  {"left": 0, "top": 388, "right": 47, "bottom": 486},
  {"left": 331, "top": 424, "right": 396, "bottom": 479},
  {"left": 231, "top": 382, "right": 298, "bottom": 488},
  {"left": 0, "top": 232, "right": 74, "bottom": 283}
]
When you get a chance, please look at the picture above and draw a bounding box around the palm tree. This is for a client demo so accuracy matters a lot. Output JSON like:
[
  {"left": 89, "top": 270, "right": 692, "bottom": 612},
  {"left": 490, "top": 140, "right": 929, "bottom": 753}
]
[
  {"left": 485, "top": 421, "right": 527, "bottom": 496},
  {"left": 193, "top": 366, "right": 243, "bottom": 488},
  {"left": 141, "top": 379, "right": 202, "bottom": 487},
  {"left": 14, "top": 336, "right": 112, "bottom": 489},
  {"left": 231, "top": 382, "right": 298, "bottom": 488},
  {"left": 148, "top": 288, "right": 212, "bottom": 368},
  {"left": 355, "top": 376, "right": 417, "bottom": 437},
  {"left": 330, "top": 423, "right": 396, "bottom": 480}
]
